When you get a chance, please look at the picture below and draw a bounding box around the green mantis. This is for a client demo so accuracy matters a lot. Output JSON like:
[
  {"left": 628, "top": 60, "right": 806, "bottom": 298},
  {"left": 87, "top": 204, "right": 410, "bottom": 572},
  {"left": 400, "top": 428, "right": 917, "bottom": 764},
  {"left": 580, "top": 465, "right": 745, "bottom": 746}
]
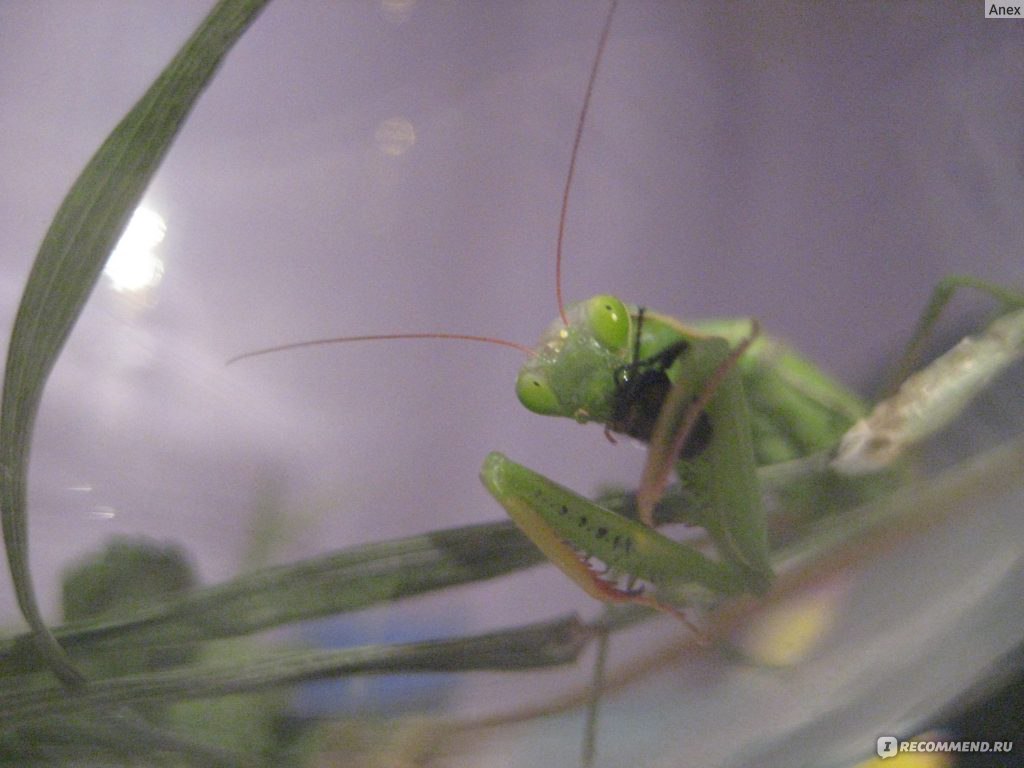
[
  {"left": 223, "top": 4, "right": 1024, "bottom": 764},
  {"left": 481, "top": 284, "right": 1024, "bottom": 624},
  {"left": 483, "top": 299, "right": 774, "bottom": 617},
  {"left": 238, "top": 279, "right": 1023, "bottom": 627},
  {"left": 227, "top": 0, "right": 1024, "bottom": 632}
]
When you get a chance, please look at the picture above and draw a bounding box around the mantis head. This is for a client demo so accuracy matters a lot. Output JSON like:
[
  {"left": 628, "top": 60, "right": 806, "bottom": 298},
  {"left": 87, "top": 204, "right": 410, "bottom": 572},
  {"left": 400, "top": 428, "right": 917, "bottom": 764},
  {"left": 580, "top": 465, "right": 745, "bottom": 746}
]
[{"left": 515, "top": 294, "right": 635, "bottom": 426}]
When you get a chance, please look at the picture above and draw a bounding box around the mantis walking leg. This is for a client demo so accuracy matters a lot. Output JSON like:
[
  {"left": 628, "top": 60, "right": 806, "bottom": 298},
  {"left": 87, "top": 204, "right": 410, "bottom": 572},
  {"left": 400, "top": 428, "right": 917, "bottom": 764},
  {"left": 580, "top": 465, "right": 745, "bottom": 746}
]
[{"left": 835, "top": 280, "right": 1024, "bottom": 474}]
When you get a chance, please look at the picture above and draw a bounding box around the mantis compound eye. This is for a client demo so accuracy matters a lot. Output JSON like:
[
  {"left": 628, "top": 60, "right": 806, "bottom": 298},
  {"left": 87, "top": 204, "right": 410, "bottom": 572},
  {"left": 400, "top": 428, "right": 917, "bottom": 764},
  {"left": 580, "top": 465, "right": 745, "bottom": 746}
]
[
  {"left": 516, "top": 370, "right": 561, "bottom": 415},
  {"left": 586, "top": 295, "right": 629, "bottom": 351}
]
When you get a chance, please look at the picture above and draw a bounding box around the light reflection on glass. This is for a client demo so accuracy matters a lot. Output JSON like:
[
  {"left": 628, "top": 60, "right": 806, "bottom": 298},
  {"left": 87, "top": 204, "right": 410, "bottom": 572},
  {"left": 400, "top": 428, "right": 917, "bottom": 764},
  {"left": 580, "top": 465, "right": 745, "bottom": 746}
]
[
  {"left": 731, "top": 583, "right": 846, "bottom": 667},
  {"left": 379, "top": 0, "right": 416, "bottom": 24},
  {"left": 374, "top": 117, "right": 416, "bottom": 157},
  {"left": 91, "top": 506, "right": 116, "bottom": 520},
  {"left": 104, "top": 206, "right": 166, "bottom": 294}
]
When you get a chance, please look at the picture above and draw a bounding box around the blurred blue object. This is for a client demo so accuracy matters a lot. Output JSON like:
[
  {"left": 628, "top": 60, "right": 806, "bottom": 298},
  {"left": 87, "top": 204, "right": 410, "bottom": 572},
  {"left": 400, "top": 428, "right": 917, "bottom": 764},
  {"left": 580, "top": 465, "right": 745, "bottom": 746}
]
[{"left": 291, "top": 611, "right": 465, "bottom": 718}]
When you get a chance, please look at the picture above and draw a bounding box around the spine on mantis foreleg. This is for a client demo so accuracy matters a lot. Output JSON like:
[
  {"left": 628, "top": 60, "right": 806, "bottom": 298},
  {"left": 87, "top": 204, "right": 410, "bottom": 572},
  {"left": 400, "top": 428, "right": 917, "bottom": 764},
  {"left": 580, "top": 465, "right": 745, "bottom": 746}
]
[{"left": 481, "top": 452, "right": 746, "bottom": 615}]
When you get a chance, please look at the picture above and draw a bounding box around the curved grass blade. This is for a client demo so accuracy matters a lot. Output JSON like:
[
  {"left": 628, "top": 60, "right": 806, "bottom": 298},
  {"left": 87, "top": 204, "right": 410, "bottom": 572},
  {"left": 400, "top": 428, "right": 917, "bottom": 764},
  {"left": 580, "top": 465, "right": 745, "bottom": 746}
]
[
  {"left": 0, "top": 712, "right": 253, "bottom": 768},
  {"left": 0, "top": 521, "right": 545, "bottom": 676},
  {"left": 2, "top": 720, "right": 251, "bottom": 768},
  {"left": 0, "top": 0, "right": 271, "bottom": 687},
  {"left": 0, "top": 614, "right": 591, "bottom": 729}
]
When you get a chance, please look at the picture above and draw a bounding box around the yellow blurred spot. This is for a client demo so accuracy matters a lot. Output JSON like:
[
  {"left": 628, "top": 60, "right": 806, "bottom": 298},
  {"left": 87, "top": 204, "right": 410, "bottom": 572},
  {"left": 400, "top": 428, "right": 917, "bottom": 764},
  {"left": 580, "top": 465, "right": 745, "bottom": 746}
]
[
  {"left": 734, "top": 586, "right": 840, "bottom": 667},
  {"left": 854, "top": 734, "right": 955, "bottom": 768},
  {"left": 374, "top": 117, "right": 416, "bottom": 157},
  {"left": 857, "top": 754, "right": 953, "bottom": 768}
]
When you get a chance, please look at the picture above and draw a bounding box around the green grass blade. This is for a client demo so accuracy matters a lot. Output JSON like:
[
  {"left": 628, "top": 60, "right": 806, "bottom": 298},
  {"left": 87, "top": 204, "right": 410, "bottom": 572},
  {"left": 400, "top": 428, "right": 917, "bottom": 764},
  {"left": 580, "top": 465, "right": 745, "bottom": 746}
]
[
  {"left": 0, "top": 521, "right": 545, "bottom": 676},
  {"left": 0, "top": 615, "right": 590, "bottom": 728},
  {"left": 0, "top": 0, "right": 271, "bottom": 687},
  {"left": 0, "top": 712, "right": 253, "bottom": 768},
  {"left": 2, "top": 720, "right": 251, "bottom": 768}
]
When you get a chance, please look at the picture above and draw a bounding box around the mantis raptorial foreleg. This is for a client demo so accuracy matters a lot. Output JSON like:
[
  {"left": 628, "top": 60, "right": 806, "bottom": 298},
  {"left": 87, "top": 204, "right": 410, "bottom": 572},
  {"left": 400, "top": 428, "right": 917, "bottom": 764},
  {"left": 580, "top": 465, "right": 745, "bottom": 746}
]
[
  {"left": 481, "top": 451, "right": 746, "bottom": 620},
  {"left": 637, "top": 322, "right": 770, "bottom": 594},
  {"left": 637, "top": 321, "right": 760, "bottom": 525}
]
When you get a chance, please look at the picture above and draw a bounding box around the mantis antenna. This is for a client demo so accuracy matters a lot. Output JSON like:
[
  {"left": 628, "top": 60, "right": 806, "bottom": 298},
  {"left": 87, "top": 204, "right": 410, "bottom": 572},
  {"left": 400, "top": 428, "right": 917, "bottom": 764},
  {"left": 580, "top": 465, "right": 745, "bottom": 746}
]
[
  {"left": 555, "top": 0, "right": 618, "bottom": 327},
  {"left": 232, "top": 3, "right": 619, "bottom": 366},
  {"left": 227, "top": 333, "right": 535, "bottom": 365}
]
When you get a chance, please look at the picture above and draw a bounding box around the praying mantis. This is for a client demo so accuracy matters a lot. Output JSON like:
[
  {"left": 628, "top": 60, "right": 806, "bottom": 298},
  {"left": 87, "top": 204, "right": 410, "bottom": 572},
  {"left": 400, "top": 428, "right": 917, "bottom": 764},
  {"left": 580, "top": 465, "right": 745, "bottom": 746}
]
[
  {"left": 236, "top": 278, "right": 1024, "bottom": 623},
  {"left": 232, "top": 0, "right": 1024, "bottom": 628},
  {"left": 1, "top": 3, "right": 1019, "bottom": 766},
  {"left": 222, "top": 3, "right": 1024, "bottom": 765},
  {"left": 481, "top": 280, "right": 1024, "bottom": 619}
]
